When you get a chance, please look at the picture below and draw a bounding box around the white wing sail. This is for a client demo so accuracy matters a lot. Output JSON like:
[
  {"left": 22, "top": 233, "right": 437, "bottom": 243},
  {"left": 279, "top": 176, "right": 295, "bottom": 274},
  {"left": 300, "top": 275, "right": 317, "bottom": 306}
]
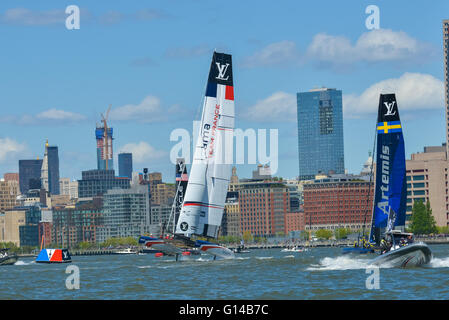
[{"left": 175, "top": 52, "right": 234, "bottom": 238}]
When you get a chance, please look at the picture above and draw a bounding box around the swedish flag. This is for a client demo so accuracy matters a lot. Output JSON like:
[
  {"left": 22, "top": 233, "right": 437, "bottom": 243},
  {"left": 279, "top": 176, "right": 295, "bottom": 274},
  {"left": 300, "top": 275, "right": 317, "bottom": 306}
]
[{"left": 377, "top": 121, "right": 402, "bottom": 134}]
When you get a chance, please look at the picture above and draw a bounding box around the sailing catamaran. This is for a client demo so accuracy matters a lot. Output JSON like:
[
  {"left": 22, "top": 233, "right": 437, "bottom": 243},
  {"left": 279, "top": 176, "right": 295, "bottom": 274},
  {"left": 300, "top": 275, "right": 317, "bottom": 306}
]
[
  {"left": 368, "top": 93, "right": 432, "bottom": 267},
  {"left": 139, "top": 51, "right": 235, "bottom": 260}
]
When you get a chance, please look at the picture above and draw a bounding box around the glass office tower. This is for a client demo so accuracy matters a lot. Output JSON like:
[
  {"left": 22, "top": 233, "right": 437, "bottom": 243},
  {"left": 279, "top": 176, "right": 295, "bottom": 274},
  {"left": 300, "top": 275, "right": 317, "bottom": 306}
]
[
  {"left": 118, "top": 153, "right": 133, "bottom": 179},
  {"left": 297, "top": 88, "right": 345, "bottom": 180}
]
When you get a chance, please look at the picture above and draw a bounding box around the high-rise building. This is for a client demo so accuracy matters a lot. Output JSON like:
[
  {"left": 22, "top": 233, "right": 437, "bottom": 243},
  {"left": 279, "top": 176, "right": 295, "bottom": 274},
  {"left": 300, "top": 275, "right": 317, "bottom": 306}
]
[
  {"left": 0, "top": 180, "right": 19, "bottom": 212},
  {"left": 19, "top": 159, "right": 43, "bottom": 194},
  {"left": 297, "top": 88, "right": 345, "bottom": 180},
  {"left": 118, "top": 153, "right": 133, "bottom": 179},
  {"left": 444, "top": 20, "right": 449, "bottom": 157},
  {"left": 96, "top": 121, "right": 113, "bottom": 171},
  {"left": 4, "top": 173, "right": 19, "bottom": 183},
  {"left": 406, "top": 144, "right": 449, "bottom": 227},
  {"left": 59, "top": 178, "right": 79, "bottom": 199},
  {"left": 98, "top": 184, "right": 151, "bottom": 242},
  {"left": 77, "top": 169, "right": 130, "bottom": 199},
  {"left": 41, "top": 141, "right": 60, "bottom": 195}
]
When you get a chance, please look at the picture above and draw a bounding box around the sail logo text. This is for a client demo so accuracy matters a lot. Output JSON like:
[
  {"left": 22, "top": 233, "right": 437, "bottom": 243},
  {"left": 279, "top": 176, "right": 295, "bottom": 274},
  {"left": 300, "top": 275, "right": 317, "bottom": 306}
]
[
  {"left": 216, "top": 63, "right": 230, "bottom": 81},
  {"left": 384, "top": 101, "right": 396, "bottom": 116},
  {"left": 377, "top": 145, "right": 390, "bottom": 216}
]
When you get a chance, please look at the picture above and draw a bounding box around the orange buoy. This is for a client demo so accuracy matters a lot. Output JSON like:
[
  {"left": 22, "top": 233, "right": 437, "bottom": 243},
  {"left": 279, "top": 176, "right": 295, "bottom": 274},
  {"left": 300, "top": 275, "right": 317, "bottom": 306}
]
[
  {"left": 155, "top": 252, "right": 164, "bottom": 257},
  {"left": 182, "top": 251, "right": 191, "bottom": 256}
]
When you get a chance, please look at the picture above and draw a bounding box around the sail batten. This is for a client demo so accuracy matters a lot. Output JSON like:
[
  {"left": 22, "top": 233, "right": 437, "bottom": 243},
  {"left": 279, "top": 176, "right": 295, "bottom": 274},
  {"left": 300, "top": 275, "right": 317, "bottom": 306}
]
[
  {"left": 369, "top": 94, "right": 407, "bottom": 244},
  {"left": 175, "top": 52, "right": 234, "bottom": 239}
]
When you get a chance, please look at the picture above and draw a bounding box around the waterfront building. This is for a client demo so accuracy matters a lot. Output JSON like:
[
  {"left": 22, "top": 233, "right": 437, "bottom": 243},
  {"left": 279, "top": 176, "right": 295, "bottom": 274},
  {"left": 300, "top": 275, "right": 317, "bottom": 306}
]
[
  {"left": 0, "top": 210, "right": 25, "bottom": 246},
  {"left": 0, "top": 180, "right": 19, "bottom": 212},
  {"left": 444, "top": 19, "right": 449, "bottom": 157},
  {"left": 222, "top": 192, "right": 240, "bottom": 237},
  {"left": 406, "top": 144, "right": 449, "bottom": 227},
  {"left": 59, "top": 178, "right": 79, "bottom": 199},
  {"left": 52, "top": 202, "right": 103, "bottom": 247},
  {"left": 19, "top": 159, "right": 43, "bottom": 194},
  {"left": 238, "top": 181, "right": 291, "bottom": 237},
  {"left": 118, "top": 153, "right": 133, "bottom": 179},
  {"left": 252, "top": 164, "right": 271, "bottom": 180},
  {"left": 303, "top": 175, "right": 374, "bottom": 232},
  {"left": 297, "top": 88, "right": 345, "bottom": 180},
  {"left": 98, "top": 184, "right": 151, "bottom": 243},
  {"left": 149, "top": 204, "right": 172, "bottom": 235},
  {"left": 77, "top": 169, "right": 130, "bottom": 198}
]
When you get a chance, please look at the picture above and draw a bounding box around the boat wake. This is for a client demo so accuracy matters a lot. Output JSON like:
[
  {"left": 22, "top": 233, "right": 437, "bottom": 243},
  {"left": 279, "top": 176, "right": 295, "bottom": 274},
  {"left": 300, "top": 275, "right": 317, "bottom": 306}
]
[
  {"left": 255, "top": 256, "right": 274, "bottom": 260},
  {"left": 307, "top": 256, "right": 372, "bottom": 271},
  {"left": 428, "top": 257, "right": 449, "bottom": 268},
  {"left": 14, "top": 260, "right": 35, "bottom": 266}
]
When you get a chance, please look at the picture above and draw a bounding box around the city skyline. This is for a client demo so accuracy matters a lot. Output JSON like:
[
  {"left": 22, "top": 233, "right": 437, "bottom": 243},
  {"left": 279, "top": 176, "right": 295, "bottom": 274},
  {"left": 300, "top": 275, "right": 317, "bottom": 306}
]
[{"left": 0, "top": 1, "right": 448, "bottom": 182}]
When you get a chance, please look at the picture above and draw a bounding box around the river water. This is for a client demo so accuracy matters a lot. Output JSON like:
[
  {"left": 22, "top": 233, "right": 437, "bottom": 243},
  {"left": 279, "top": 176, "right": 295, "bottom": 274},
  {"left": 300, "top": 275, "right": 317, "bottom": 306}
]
[{"left": 2, "top": 244, "right": 449, "bottom": 300}]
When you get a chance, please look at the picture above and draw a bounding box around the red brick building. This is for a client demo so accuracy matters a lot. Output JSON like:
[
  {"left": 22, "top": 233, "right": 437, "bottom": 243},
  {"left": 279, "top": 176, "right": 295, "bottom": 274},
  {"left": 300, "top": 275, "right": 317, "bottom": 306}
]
[
  {"left": 303, "top": 177, "right": 374, "bottom": 232},
  {"left": 238, "top": 181, "right": 291, "bottom": 237}
]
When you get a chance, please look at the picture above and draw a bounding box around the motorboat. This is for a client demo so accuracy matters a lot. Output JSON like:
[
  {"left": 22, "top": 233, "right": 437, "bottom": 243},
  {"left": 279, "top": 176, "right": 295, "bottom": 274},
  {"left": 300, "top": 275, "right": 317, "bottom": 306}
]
[
  {"left": 369, "top": 231, "right": 432, "bottom": 268},
  {"left": 115, "top": 248, "right": 138, "bottom": 254},
  {"left": 0, "top": 248, "right": 18, "bottom": 266},
  {"left": 281, "top": 246, "right": 307, "bottom": 252}
]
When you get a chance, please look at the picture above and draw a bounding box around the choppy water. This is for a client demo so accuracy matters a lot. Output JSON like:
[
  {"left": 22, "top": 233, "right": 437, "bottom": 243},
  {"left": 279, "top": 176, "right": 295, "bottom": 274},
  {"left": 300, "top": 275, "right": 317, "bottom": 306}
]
[{"left": 2, "top": 244, "right": 449, "bottom": 300}]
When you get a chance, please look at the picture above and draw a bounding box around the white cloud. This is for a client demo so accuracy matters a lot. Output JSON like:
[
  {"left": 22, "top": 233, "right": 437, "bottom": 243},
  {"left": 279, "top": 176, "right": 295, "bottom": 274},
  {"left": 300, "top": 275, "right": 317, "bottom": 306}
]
[
  {"left": 109, "top": 96, "right": 166, "bottom": 123},
  {"left": 0, "top": 8, "right": 66, "bottom": 26},
  {"left": 307, "top": 29, "right": 436, "bottom": 68},
  {"left": 119, "top": 142, "right": 167, "bottom": 163},
  {"left": 242, "top": 41, "right": 301, "bottom": 68},
  {"left": 0, "top": 138, "right": 27, "bottom": 162},
  {"left": 344, "top": 73, "right": 444, "bottom": 118},
  {"left": 243, "top": 91, "right": 297, "bottom": 122},
  {"left": 36, "top": 109, "right": 86, "bottom": 121},
  {"left": 0, "top": 109, "right": 86, "bottom": 125},
  {"left": 164, "top": 44, "right": 211, "bottom": 59}
]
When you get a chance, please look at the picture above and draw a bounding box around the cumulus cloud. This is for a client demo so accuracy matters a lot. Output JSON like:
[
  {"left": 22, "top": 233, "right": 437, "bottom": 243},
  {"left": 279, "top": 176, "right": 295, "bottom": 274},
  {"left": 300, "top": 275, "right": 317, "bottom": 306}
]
[
  {"left": 164, "top": 44, "right": 212, "bottom": 59},
  {"left": 343, "top": 73, "right": 444, "bottom": 118},
  {"left": 242, "top": 91, "right": 297, "bottom": 122},
  {"left": 307, "top": 29, "right": 436, "bottom": 69},
  {"left": 119, "top": 142, "right": 167, "bottom": 163},
  {"left": 109, "top": 96, "right": 167, "bottom": 123},
  {"left": 0, "top": 138, "right": 27, "bottom": 162},
  {"left": 241, "top": 41, "right": 301, "bottom": 68}
]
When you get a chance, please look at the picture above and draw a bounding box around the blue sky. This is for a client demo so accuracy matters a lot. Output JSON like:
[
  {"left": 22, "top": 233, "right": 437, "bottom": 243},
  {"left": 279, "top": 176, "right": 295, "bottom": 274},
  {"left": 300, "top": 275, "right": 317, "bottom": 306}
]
[{"left": 0, "top": 0, "right": 448, "bottom": 182}]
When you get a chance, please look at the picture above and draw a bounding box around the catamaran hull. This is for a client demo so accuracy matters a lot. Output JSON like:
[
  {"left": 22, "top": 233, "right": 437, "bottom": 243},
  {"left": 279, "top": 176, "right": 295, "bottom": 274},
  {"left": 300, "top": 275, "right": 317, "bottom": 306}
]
[
  {"left": 370, "top": 243, "right": 432, "bottom": 268},
  {"left": 200, "top": 245, "right": 235, "bottom": 260}
]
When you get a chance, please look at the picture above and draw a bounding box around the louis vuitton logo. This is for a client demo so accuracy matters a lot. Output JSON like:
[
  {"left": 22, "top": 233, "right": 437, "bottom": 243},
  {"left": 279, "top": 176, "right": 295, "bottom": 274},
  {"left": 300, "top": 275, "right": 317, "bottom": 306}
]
[
  {"left": 384, "top": 101, "right": 396, "bottom": 116},
  {"left": 215, "top": 63, "right": 230, "bottom": 81}
]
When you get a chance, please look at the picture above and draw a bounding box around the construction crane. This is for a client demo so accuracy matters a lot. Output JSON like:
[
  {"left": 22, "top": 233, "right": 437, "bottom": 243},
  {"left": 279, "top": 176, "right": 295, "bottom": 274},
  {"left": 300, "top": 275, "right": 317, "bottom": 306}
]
[{"left": 101, "top": 105, "right": 112, "bottom": 170}]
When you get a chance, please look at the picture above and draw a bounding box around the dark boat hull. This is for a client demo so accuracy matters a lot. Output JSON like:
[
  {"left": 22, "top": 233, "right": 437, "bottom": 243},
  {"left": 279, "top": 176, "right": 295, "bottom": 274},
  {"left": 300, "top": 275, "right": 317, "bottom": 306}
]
[
  {"left": 370, "top": 242, "right": 432, "bottom": 268},
  {"left": 0, "top": 255, "right": 18, "bottom": 266}
]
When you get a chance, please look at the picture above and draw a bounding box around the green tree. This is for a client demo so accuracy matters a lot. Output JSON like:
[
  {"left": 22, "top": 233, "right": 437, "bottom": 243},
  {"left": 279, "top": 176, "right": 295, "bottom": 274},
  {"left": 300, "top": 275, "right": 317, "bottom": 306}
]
[
  {"left": 242, "top": 231, "right": 253, "bottom": 243},
  {"left": 409, "top": 200, "right": 438, "bottom": 235},
  {"left": 315, "top": 229, "right": 333, "bottom": 240},
  {"left": 334, "top": 228, "right": 352, "bottom": 240}
]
